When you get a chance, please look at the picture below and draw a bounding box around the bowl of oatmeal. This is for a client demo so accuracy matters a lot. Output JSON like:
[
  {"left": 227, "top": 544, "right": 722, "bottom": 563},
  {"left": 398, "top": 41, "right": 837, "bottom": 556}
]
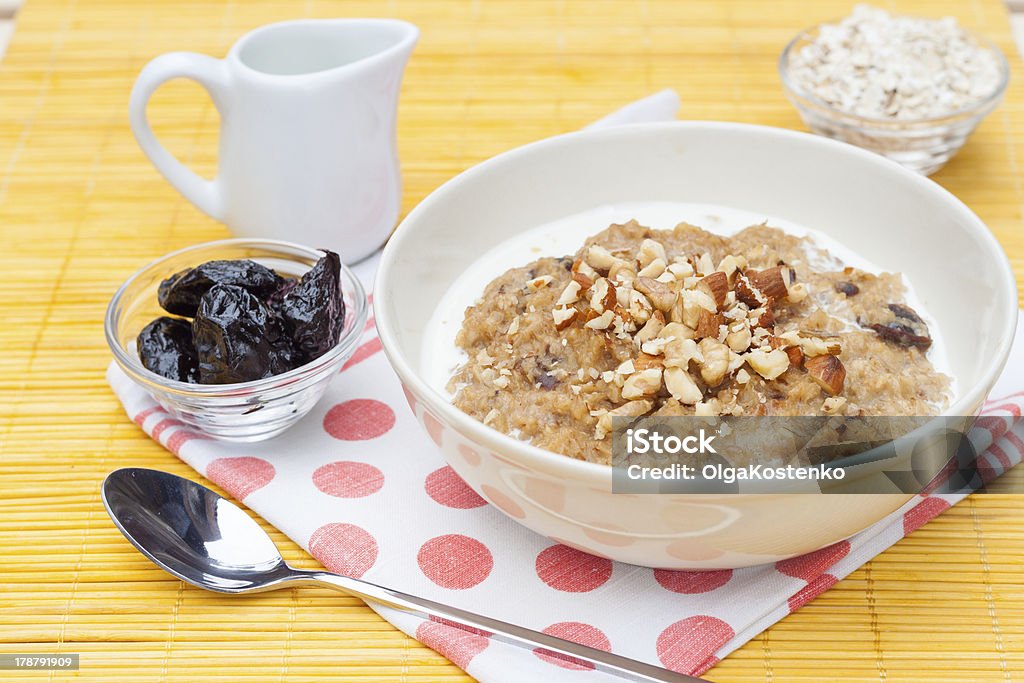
[
  {"left": 375, "top": 121, "right": 1017, "bottom": 568},
  {"left": 779, "top": 5, "right": 1009, "bottom": 175}
]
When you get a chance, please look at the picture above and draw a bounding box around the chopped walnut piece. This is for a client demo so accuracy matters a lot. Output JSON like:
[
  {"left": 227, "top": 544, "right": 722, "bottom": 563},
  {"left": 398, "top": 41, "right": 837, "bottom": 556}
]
[
  {"left": 697, "top": 338, "right": 731, "bottom": 386},
  {"left": 717, "top": 254, "right": 746, "bottom": 279},
  {"left": 637, "top": 257, "right": 667, "bottom": 279},
  {"left": 609, "top": 259, "right": 638, "bottom": 285},
  {"left": 664, "top": 337, "right": 703, "bottom": 369},
  {"left": 667, "top": 259, "right": 694, "bottom": 279},
  {"left": 595, "top": 399, "right": 653, "bottom": 439},
  {"left": 694, "top": 309, "right": 724, "bottom": 339},
  {"left": 633, "top": 353, "right": 663, "bottom": 371},
  {"left": 635, "top": 314, "right": 666, "bottom": 343},
  {"left": 726, "top": 325, "right": 752, "bottom": 353},
  {"left": 745, "top": 347, "right": 790, "bottom": 380},
  {"left": 778, "top": 330, "right": 841, "bottom": 357},
  {"left": 622, "top": 368, "right": 663, "bottom": 400},
  {"left": 822, "top": 396, "right": 847, "bottom": 414},
  {"left": 695, "top": 398, "right": 722, "bottom": 416},
  {"left": 635, "top": 277, "right": 676, "bottom": 312},
  {"left": 805, "top": 355, "right": 846, "bottom": 395},
  {"left": 664, "top": 366, "right": 703, "bottom": 404},
  {"left": 586, "top": 244, "right": 619, "bottom": 271},
  {"left": 638, "top": 239, "right": 667, "bottom": 267}
]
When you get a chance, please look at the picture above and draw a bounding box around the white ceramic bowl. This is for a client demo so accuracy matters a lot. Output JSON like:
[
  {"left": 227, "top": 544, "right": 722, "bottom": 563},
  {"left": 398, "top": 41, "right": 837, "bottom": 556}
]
[{"left": 375, "top": 122, "right": 1017, "bottom": 569}]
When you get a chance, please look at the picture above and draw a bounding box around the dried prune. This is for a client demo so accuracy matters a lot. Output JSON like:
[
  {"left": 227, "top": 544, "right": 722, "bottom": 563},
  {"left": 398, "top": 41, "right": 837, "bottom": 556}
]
[
  {"left": 278, "top": 250, "right": 345, "bottom": 364},
  {"left": 137, "top": 316, "right": 199, "bottom": 383},
  {"left": 158, "top": 260, "right": 283, "bottom": 317},
  {"left": 835, "top": 281, "right": 859, "bottom": 297},
  {"left": 193, "top": 284, "right": 296, "bottom": 384},
  {"left": 861, "top": 302, "right": 932, "bottom": 349}
]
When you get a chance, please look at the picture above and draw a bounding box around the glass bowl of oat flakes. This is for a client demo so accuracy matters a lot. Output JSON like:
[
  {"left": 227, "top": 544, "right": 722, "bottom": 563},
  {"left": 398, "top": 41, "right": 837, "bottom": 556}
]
[{"left": 779, "top": 4, "right": 1009, "bottom": 175}]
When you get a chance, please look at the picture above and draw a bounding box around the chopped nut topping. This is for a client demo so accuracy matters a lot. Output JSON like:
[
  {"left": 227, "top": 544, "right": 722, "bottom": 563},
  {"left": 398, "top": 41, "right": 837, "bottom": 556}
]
[
  {"left": 595, "top": 399, "right": 653, "bottom": 439},
  {"left": 638, "top": 239, "right": 667, "bottom": 267},
  {"left": 622, "top": 368, "right": 663, "bottom": 399},
  {"left": 697, "top": 338, "right": 731, "bottom": 386},
  {"left": 745, "top": 347, "right": 790, "bottom": 380},
  {"left": 527, "top": 275, "right": 554, "bottom": 291},
  {"left": 635, "top": 277, "right": 677, "bottom": 312},
  {"left": 553, "top": 306, "right": 577, "bottom": 331},
  {"left": 584, "top": 309, "right": 614, "bottom": 330},
  {"left": 586, "top": 244, "right": 615, "bottom": 269},
  {"left": 665, "top": 366, "right": 702, "bottom": 404},
  {"left": 697, "top": 271, "right": 729, "bottom": 309},
  {"left": 806, "top": 354, "right": 846, "bottom": 395},
  {"left": 557, "top": 280, "right": 583, "bottom": 305},
  {"left": 822, "top": 396, "right": 847, "bottom": 414}
]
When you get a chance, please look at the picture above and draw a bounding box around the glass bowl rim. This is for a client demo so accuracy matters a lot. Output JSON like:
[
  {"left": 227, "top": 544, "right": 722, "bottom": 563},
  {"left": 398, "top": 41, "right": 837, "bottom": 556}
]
[
  {"left": 105, "top": 237, "right": 368, "bottom": 396},
  {"left": 778, "top": 19, "right": 1010, "bottom": 126}
]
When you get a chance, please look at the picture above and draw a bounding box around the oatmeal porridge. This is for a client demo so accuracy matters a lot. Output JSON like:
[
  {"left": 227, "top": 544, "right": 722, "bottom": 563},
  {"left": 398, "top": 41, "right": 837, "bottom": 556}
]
[{"left": 441, "top": 216, "right": 951, "bottom": 465}]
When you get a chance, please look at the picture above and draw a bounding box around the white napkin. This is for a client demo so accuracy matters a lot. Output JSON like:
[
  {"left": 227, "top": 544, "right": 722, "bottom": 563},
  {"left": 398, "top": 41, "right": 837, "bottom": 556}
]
[{"left": 107, "top": 93, "right": 1024, "bottom": 679}]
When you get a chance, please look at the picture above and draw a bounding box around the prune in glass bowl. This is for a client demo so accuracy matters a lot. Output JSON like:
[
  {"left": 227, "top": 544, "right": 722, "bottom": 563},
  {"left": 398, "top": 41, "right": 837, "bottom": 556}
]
[
  {"left": 158, "top": 259, "right": 283, "bottom": 316},
  {"left": 137, "top": 316, "right": 199, "bottom": 384},
  {"left": 106, "top": 239, "right": 368, "bottom": 442},
  {"left": 279, "top": 249, "right": 347, "bottom": 364},
  {"left": 193, "top": 284, "right": 297, "bottom": 384}
]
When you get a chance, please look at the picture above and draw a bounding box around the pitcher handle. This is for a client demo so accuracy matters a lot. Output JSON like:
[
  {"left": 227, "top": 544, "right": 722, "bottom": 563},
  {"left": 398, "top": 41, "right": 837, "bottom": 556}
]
[{"left": 129, "top": 52, "right": 228, "bottom": 220}]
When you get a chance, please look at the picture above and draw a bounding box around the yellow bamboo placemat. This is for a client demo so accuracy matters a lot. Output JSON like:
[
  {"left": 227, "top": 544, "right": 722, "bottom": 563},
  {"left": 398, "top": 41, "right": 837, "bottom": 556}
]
[{"left": 1, "top": 0, "right": 1023, "bottom": 681}]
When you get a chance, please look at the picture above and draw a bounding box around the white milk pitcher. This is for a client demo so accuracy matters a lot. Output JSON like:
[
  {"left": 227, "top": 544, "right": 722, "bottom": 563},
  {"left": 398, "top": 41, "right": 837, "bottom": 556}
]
[{"left": 130, "top": 19, "right": 418, "bottom": 263}]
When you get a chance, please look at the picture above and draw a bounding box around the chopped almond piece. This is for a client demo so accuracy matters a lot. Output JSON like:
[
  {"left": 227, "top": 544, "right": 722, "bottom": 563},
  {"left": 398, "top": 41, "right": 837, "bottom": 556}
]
[
  {"left": 552, "top": 306, "right": 577, "bottom": 331},
  {"left": 805, "top": 355, "right": 846, "bottom": 396},
  {"left": 527, "top": 275, "right": 554, "bottom": 291},
  {"left": 734, "top": 273, "right": 767, "bottom": 308},
  {"left": 747, "top": 266, "right": 794, "bottom": 302},
  {"left": 697, "top": 271, "right": 729, "bottom": 309},
  {"left": 557, "top": 280, "right": 582, "bottom": 305},
  {"left": 590, "top": 278, "right": 616, "bottom": 313},
  {"left": 584, "top": 309, "right": 614, "bottom": 330},
  {"left": 785, "top": 345, "right": 804, "bottom": 368}
]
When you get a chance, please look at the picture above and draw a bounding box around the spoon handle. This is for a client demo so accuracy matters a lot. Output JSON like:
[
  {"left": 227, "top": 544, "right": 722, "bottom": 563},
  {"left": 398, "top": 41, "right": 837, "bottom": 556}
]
[{"left": 300, "top": 570, "right": 709, "bottom": 683}]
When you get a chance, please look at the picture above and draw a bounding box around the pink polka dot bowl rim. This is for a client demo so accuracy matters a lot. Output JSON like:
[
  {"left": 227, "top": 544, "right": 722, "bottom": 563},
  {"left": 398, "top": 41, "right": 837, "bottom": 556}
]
[
  {"left": 105, "top": 238, "right": 368, "bottom": 442},
  {"left": 375, "top": 121, "right": 1017, "bottom": 569}
]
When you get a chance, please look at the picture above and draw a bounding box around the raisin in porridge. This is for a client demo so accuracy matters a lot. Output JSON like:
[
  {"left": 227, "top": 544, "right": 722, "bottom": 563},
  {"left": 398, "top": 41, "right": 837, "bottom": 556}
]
[{"left": 432, "top": 207, "right": 952, "bottom": 465}]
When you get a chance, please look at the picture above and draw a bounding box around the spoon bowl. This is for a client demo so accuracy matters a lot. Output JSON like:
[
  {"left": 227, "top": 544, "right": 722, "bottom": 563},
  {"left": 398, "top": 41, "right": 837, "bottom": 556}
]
[{"left": 102, "top": 467, "right": 295, "bottom": 592}]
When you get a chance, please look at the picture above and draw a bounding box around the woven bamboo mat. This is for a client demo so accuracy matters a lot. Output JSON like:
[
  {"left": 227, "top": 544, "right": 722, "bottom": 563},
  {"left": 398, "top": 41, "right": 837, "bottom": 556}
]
[{"left": 1, "top": 0, "right": 1023, "bottom": 681}]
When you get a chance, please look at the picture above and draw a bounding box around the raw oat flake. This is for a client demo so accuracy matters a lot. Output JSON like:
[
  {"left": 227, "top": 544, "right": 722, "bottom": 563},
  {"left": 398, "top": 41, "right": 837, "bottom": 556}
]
[{"left": 787, "top": 4, "right": 1003, "bottom": 119}]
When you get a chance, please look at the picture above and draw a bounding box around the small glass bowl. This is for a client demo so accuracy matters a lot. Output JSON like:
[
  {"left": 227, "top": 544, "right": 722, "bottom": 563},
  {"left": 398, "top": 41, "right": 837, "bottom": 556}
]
[
  {"left": 779, "top": 23, "right": 1009, "bottom": 175},
  {"left": 106, "top": 239, "right": 368, "bottom": 442}
]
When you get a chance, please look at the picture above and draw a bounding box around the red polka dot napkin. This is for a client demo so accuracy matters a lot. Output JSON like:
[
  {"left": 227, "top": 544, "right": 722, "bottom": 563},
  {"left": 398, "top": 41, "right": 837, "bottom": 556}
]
[{"left": 107, "top": 300, "right": 1024, "bottom": 680}]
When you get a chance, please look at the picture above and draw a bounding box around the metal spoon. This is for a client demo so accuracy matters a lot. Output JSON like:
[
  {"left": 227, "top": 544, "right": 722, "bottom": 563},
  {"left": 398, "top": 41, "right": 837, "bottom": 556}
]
[{"left": 102, "top": 468, "right": 709, "bottom": 682}]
